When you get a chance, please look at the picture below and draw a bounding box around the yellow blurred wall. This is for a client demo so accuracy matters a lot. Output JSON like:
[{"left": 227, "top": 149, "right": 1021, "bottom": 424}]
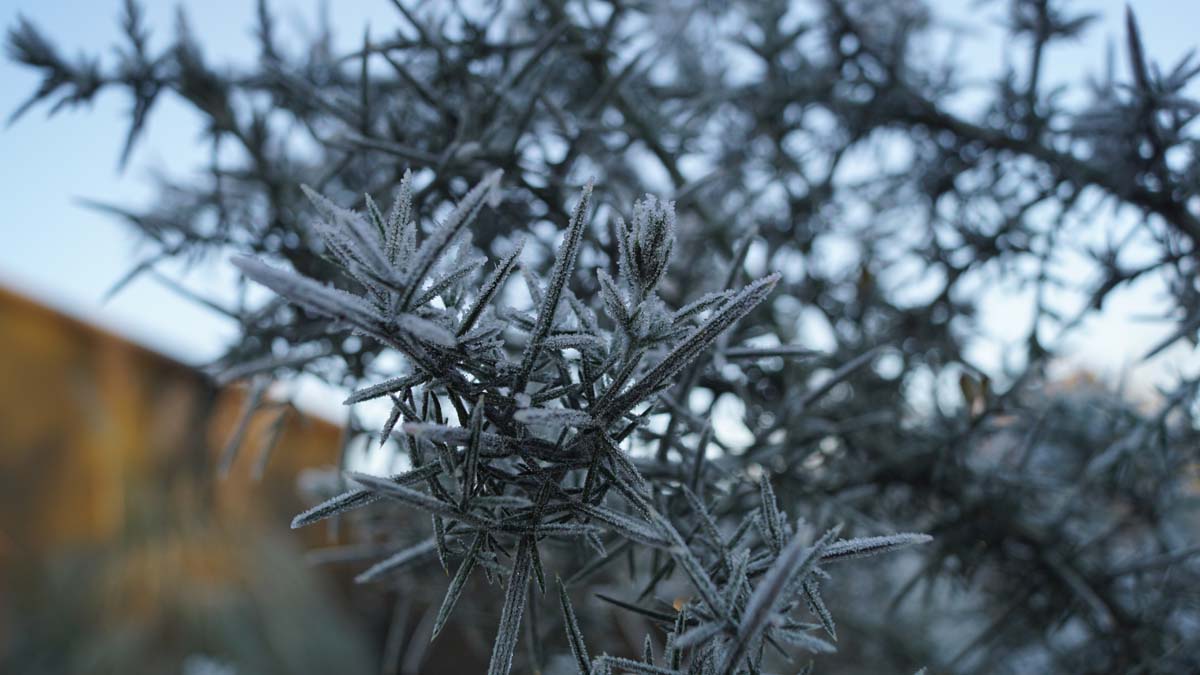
[{"left": 0, "top": 287, "right": 375, "bottom": 674}]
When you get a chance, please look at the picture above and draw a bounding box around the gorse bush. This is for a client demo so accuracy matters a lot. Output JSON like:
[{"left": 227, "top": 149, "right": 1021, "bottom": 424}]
[
  {"left": 244, "top": 170, "right": 931, "bottom": 674},
  {"left": 8, "top": 0, "right": 1199, "bottom": 673}
]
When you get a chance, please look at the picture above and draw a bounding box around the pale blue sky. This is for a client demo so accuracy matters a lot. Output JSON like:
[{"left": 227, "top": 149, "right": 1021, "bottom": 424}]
[
  {"left": 1, "top": 0, "right": 1196, "bottom": 401},
  {"left": 1, "top": 0, "right": 404, "bottom": 363}
]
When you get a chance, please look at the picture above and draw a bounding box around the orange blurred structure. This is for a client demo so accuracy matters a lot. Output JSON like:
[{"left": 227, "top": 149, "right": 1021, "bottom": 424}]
[{"left": 0, "top": 286, "right": 375, "bottom": 674}]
